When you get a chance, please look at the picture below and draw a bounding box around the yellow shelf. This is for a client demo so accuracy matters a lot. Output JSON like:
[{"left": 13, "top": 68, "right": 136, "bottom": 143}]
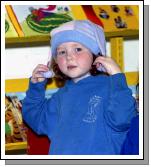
[
  {"left": 5, "top": 29, "right": 138, "bottom": 47},
  {"left": 5, "top": 71, "right": 138, "bottom": 94},
  {"left": 110, "top": 37, "right": 124, "bottom": 72},
  {"left": 5, "top": 35, "right": 50, "bottom": 47},
  {"left": 105, "top": 29, "right": 139, "bottom": 39},
  {"left": 125, "top": 72, "right": 139, "bottom": 85},
  {"left": 5, "top": 78, "right": 61, "bottom": 93},
  {"left": 5, "top": 142, "right": 27, "bottom": 151}
]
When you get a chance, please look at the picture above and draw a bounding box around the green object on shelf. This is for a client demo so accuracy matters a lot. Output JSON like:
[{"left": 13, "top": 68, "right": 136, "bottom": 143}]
[
  {"left": 26, "top": 13, "right": 73, "bottom": 34},
  {"left": 5, "top": 19, "right": 9, "bottom": 33},
  {"left": 5, "top": 122, "right": 11, "bottom": 135}
]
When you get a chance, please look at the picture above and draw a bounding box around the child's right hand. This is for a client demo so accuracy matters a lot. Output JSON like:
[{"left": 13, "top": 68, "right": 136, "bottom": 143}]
[
  {"left": 31, "top": 64, "right": 49, "bottom": 83},
  {"left": 93, "top": 57, "right": 121, "bottom": 75}
]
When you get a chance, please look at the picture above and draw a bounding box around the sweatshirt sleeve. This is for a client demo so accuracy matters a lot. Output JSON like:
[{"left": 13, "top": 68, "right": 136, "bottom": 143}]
[
  {"left": 104, "top": 73, "right": 137, "bottom": 131},
  {"left": 22, "top": 79, "right": 59, "bottom": 138}
]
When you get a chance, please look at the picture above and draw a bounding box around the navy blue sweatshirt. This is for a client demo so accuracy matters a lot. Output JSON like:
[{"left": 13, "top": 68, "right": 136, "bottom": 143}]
[
  {"left": 120, "top": 115, "right": 139, "bottom": 155},
  {"left": 22, "top": 73, "right": 137, "bottom": 155}
]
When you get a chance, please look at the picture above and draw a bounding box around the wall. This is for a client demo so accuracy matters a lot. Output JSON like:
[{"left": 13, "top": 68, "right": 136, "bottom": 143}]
[
  {"left": 5, "top": 40, "right": 139, "bottom": 79},
  {"left": 124, "top": 40, "right": 139, "bottom": 72}
]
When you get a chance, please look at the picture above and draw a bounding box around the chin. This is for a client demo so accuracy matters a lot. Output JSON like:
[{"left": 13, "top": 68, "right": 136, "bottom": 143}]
[
  {"left": 70, "top": 74, "right": 86, "bottom": 80},
  {"left": 65, "top": 71, "right": 89, "bottom": 80},
  {"left": 68, "top": 75, "right": 80, "bottom": 79}
]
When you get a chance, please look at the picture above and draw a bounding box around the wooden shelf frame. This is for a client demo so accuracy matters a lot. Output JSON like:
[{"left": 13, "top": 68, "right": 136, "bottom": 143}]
[
  {"left": 5, "top": 30, "right": 139, "bottom": 48},
  {"left": 5, "top": 142, "right": 27, "bottom": 151}
]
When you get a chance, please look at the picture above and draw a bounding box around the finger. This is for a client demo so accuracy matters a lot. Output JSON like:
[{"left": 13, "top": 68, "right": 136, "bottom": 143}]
[
  {"left": 32, "top": 73, "right": 45, "bottom": 79},
  {"left": 96, "top": 62, "right": 101, "bottom": 68},
  {"left": 93, "top": 57, "right": 105, "bottom": 65},
  {"left": 36, "top": 64, "right": 49, "bottom": 70},
  {"left": 33, "top": 67, "right": 49, "bottom": 74},
  {"left": 38, "top": 64, "right": 49, "bottom": 67},
  {"left": 33, "top": 70, "right": 48, "bottom": 79}
]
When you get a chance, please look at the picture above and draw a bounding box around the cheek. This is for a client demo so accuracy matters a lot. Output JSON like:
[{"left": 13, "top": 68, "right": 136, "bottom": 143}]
[
  {"left": 77, "top": 55, "right": 93, "bottom": 68},
  {"left": 56, "top": 57, "right": 66, "bottom": 69}
]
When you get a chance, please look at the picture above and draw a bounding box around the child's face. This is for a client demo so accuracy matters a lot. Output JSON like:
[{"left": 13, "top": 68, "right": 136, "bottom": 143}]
[{"left": 55, "top": 42, "right": 93, "bottom": 81}]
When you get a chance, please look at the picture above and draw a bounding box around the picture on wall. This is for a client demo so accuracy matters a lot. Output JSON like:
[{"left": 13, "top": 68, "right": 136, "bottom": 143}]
[
  {"left": 5, "top": 88, "right": 59, "bottom": 144},
  {"left": 5, "top": 5, "right": 139, "bottom": 38},
  {"left": 5, "top": 9, "right": 18, "bottom": 38},
  {"left": 5, "top": 5, "right": 74, "bottom": 37},
  {"left": 5, "top": 93, "right": 27, "bottom": 144}
]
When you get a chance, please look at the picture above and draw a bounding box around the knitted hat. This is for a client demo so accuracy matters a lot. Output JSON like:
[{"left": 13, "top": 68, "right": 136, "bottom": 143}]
[{"left": 50, "top": 20, "right": 106, "bottom": 58}]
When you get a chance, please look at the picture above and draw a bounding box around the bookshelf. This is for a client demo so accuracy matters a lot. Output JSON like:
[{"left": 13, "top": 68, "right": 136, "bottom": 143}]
[{"left": 6, "top": 142, "right": 27, "bottom": 151}]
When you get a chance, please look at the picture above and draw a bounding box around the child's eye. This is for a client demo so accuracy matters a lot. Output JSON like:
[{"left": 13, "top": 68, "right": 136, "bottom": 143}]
[
  {"left": 75, "top": 47, "right": 82, "bottom": 52},
  {"left": 57, "top": 50, "right": 66, "bottom": 56}
]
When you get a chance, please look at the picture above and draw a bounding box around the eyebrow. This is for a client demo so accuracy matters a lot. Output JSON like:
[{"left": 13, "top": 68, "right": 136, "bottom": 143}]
[
  {"left": 71, "top": 44, "right": 83, "bottom": 47},
  {"left": 57, "top": 47, "right": 65, "bottom": 51}
]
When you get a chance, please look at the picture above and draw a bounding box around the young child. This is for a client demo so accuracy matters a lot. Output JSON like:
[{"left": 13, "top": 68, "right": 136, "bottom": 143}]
[
  {"left": 22, "top": 20, "right": 137, "bottom": 155},
  {"left": 120, "top": 114, "right": 139, "bottom": 155}
]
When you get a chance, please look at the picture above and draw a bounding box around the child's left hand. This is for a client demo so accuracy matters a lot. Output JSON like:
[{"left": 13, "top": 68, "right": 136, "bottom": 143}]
[{"left": 93, "top": 56, "right": 121, "bottom": 75}]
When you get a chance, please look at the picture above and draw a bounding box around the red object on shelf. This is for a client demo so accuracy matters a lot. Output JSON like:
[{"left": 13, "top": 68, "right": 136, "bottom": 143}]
[
  {"left": 26, "top": 128, "right": 50, "bottom": 155},
  {"left": 82, "top": 5, "right": 104, "bottom": 28}
]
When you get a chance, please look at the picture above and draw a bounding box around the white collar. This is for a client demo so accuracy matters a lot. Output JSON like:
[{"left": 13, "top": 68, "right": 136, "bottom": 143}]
[{"left": 73, "top": 73, "right": 91, "bottom": 83}]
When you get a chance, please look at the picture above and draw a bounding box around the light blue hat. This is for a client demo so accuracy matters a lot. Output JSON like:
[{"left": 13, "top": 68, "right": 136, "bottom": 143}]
[{"left": 50, "top": 20, "right": 106, "bottom": 58}]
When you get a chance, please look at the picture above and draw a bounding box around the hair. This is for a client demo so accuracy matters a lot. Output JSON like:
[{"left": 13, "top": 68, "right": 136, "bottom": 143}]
[{"left": 50, "top": 54, "right": 107, "bottom": 81}]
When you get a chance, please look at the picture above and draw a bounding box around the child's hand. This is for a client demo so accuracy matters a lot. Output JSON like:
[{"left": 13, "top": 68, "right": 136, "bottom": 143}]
[
  {"left": 31, "top": 64, "right": 49, "bottom": 83},
  {"left": 93, "top": 57, "right": 121, "bottom": 75}
]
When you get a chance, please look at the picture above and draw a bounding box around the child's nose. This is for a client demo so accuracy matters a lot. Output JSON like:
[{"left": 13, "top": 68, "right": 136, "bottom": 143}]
[{"left": 66, "top": 51, "right": 75, "bottom": 60}]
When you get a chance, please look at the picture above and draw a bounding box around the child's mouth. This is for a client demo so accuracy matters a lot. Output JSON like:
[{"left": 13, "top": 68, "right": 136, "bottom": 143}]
[{"left": 67, "top": 65, "right": 77, "bottom": 70}]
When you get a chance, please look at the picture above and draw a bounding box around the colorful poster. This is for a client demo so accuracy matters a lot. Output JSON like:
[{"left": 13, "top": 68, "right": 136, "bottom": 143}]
[
  {"left": 5, "top": 93, "right": 27, "bottom": 144},
  {"left": 82, "top": 5, "right": 138, "bottom": 33},
  {"left": 92, "top": 5, "right": 139, "bottom": 32},
  {"left": 5, "top": 9, "right": 18, "bottom": 38},
  {"left": 5, "top": 5, "right": 74, "bottom": 37},
  {"left": 5, "top": 88, "right": 59, "bottom": 144}
]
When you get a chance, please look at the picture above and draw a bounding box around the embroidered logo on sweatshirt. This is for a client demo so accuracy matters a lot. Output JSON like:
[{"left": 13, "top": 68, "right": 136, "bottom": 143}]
[{"left": 83, "top": 95, "right": 102, "bottom": 123}]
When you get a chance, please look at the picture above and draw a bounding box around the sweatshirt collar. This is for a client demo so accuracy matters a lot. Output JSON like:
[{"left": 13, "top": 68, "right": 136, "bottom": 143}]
[{"left": 65, "top": 74, "right": 94, "bottom": 87}]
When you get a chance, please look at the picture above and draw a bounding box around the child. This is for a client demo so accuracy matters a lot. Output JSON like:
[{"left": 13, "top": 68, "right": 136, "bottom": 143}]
[
  {"left": 120, "top": 114, "right": 139, "bottom": 155},
  {"left": 22, "top": 20, "right": 137, "bottom": 155}
]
